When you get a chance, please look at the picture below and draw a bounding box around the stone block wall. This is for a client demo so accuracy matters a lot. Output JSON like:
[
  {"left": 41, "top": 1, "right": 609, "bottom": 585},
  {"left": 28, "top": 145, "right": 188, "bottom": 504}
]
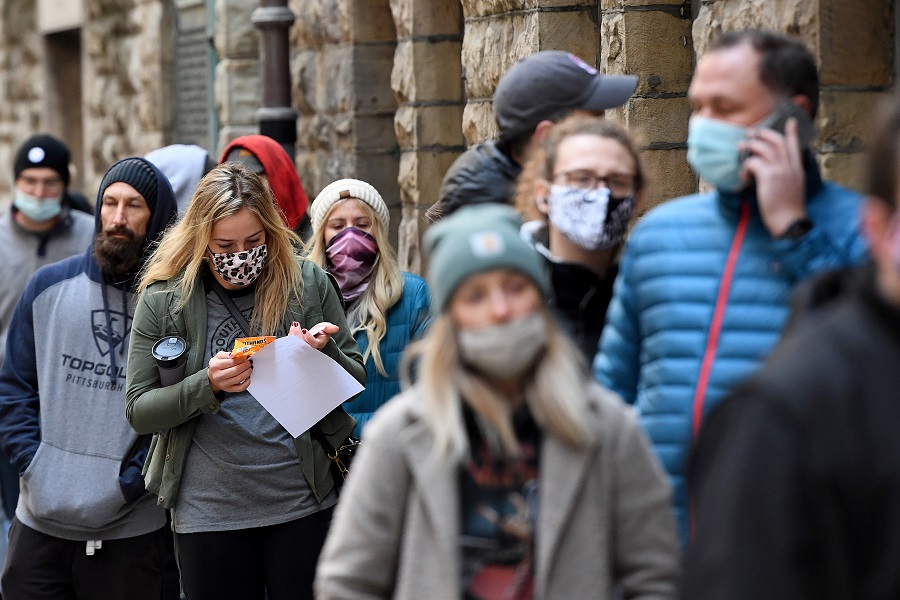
[
  {"left": 0, "top": 0, "right": 175, "bottom": 209},
  {"left": 603, "top": 0, "right": 694, "bottom": 212},
  {"left": 457, "top": 1, "right": 695, "bottom": 214},
  {"left": 291, "top": 0, "right": 400, "bottom": 232},
  {"left": 83, "top": 0, "right": 172, "bottom": 195},
  {"left": 0, "top": 4, "right": 43, "bottom": 207},
  {"left": 460, "top": 1, "right": 601, "bottom": 144},
  {"left": 215, "top": 0, "right": 260, "bottom": 152},
  {"left": 390, "top": 0, "right": 464, "bottom": 272},
  {"left": 0, "top": 0, "right": 892, "bottom": 244},
  {"left": 816, "top": 1, "right": 893, "bottom": 189}
]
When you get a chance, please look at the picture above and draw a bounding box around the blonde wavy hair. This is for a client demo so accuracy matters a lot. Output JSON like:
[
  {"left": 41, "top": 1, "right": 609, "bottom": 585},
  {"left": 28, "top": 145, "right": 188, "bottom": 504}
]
[
  {"left": 403, "top": 307, "right": 594, "bottom": 461},
  {"left": 139, "top": 162, "right": 304, "bottom": 335},
  {"left": 306, "top": 199, "right": 404, "bottom": 376}
]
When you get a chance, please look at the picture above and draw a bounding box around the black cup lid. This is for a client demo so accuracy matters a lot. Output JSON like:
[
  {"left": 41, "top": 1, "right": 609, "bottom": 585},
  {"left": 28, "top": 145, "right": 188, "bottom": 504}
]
[{"left": 152, "top": 336, "right": 187, "bottom": 364}]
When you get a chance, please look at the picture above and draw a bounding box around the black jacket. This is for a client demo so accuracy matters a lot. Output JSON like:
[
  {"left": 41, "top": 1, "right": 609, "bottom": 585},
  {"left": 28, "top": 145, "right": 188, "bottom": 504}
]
[
  {"left": 428, "top": 140, "right": 520, "bottom": 221},
  {"left": 545, "top": 256, "right": 616, "bottom": 362},
  {"left": 686, "top": 266, "right": 900, "bottom": 599},
  {"left": 521, "top": 221, "right": 617, "bottom": 362}
]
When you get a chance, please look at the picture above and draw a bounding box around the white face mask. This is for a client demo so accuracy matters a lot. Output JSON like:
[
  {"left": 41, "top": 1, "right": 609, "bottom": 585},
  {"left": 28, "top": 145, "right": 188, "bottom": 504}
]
[
  {"left": 208, "top": 243, "right": 267, "bottom": 286},
  {"left": 548, "top": 185, "right": 634, "bottom": 251},
  {"left": 14, "top": 190, "right": 63, "bottom": 222},
  {"left": 457, "top": 313, "right": 547, "bottom": 381}
]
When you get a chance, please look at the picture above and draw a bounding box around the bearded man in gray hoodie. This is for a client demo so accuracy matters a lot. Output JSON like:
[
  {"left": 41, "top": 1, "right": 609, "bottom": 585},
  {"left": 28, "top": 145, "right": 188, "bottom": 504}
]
[{"left": 0, "top": 157, "right": 177, "bottom": 599}]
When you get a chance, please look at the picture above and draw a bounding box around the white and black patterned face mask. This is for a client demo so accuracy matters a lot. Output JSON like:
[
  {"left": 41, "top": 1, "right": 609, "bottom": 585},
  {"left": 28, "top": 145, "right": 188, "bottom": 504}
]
[
  {"left": 208, "top": 243, "right": 267, "bottom": 286},
  {"left": 548, "top": 185, "right": 635, "bottom": 251}
]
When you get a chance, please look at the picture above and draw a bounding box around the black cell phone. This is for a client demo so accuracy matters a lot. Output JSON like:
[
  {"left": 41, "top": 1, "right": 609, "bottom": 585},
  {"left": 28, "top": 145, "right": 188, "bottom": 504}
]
[
  {"left": 738, "top": 102, "right": 817, "bottom": 167},
  {"left": 754, "top": 101, "right": 817, "bottom": 146}
]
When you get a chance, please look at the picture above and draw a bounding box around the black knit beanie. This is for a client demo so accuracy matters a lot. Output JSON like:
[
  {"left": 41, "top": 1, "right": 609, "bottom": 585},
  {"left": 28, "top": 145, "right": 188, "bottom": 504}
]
[
  {"left": 98, "top": 158, "right": 158, "bottom": 212},
  {"left": 14, "top": 134, "right": 71, "bottom": 186}
]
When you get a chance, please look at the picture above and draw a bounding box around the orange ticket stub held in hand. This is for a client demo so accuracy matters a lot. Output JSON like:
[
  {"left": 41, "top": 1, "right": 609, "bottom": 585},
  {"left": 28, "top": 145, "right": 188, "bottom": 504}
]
[{"left": 231, "top": 336, "right": 275, "bottom": 362}]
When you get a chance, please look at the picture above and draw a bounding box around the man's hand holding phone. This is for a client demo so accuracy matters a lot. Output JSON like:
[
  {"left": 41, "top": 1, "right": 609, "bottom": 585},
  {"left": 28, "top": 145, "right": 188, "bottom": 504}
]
[{"left": 740, "top": 106, "right": 809, "bottom": 238}]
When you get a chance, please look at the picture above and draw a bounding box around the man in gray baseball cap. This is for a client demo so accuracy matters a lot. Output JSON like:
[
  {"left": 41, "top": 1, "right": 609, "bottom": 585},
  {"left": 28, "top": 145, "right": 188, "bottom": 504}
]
[{"left": 429, "top": 50, "right": 637, "bottom": 221}]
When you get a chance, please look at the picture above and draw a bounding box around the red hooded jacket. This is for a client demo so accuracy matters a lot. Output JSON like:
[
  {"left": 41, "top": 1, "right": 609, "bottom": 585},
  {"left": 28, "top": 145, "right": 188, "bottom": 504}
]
[{"left": 220, "top": 135, "right": 308, "bottom": 230}]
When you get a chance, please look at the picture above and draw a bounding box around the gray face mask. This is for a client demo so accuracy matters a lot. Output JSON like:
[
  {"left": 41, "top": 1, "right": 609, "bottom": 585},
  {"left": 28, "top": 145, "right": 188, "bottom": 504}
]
[{"left": 457, "top": 313, "right": 547, "bottom": 381}]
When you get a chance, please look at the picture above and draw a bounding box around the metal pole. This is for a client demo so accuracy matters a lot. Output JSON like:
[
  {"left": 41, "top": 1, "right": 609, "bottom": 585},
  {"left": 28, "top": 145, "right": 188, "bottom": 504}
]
[{"left": 252, "top": 0, "right": 298, "bottom": 158}]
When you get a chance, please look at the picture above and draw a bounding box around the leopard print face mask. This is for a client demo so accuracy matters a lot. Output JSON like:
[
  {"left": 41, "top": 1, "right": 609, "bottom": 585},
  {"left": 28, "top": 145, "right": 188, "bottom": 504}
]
[{"left": 208, "top": 243, "right": 267, "bottom": 286}]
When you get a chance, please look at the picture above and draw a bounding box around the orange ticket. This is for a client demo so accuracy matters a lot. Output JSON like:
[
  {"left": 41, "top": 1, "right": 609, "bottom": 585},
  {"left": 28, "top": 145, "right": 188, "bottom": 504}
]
[{"left": 231, "top": 336, "right": 275, "bottom": 362}]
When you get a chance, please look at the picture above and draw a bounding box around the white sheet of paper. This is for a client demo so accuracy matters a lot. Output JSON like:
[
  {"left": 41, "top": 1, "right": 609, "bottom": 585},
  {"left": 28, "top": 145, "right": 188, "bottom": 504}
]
[{"left": 247, "top": 335, "right": 364, "bottom": 437}]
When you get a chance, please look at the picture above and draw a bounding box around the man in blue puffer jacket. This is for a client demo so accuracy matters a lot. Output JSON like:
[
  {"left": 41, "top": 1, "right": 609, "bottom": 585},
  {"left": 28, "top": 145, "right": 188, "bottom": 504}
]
[{"left": 594, "top": 29, "right": 869, "bottom": 546}]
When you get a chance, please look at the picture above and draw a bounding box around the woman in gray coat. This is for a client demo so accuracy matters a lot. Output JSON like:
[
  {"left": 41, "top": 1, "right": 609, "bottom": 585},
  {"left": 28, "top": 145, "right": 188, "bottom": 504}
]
[{"left": 315, "top": 204, "right": 679, "bottom": 600}]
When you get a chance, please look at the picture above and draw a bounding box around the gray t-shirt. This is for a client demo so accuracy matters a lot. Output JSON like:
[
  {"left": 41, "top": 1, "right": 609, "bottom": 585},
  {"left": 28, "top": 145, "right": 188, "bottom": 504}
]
[{"left": 172, "top": 286, "right": 336, "bottom": 533}]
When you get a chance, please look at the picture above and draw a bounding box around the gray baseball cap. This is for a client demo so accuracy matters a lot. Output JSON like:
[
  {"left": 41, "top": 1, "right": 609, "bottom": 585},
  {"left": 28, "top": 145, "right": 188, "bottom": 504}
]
[
  {"left": 494, "top": 51, "right": 638, "bottom": 143},
  {"left": 222, "top": 146, "right": 265, "bottom": 174}
]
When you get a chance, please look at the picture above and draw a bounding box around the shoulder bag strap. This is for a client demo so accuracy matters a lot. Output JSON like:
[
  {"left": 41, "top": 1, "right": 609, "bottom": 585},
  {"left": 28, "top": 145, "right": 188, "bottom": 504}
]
[{"left": 205, "top": 271, "right": 252, "bottom": 336}]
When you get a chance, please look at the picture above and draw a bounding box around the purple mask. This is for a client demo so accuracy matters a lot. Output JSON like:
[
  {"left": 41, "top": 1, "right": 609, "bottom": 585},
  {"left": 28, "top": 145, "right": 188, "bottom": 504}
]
[{"left": 326, "top": 227, "right": 379, "bottom": 302}]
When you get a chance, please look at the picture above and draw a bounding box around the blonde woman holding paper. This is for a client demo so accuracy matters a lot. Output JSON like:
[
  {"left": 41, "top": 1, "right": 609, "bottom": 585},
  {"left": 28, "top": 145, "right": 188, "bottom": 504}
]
[{"left": 125, "top": 163, "right": 365, "bottom": 600}]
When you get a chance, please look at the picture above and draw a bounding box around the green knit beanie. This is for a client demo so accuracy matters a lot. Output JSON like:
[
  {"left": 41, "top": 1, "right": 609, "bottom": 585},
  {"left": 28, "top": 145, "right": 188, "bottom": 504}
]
[{"left": 424, "top": 204, "right": 551, "bottom": 311}]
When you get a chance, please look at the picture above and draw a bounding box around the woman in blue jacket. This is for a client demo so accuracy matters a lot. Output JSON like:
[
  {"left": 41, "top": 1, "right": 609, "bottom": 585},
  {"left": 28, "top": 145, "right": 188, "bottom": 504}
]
[{"left": 307, "top": 179, "right": 430, "bottom": 437}]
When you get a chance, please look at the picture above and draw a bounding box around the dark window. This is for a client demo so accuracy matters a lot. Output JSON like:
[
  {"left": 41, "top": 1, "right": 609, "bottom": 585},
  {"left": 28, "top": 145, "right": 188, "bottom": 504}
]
[{"left": 174, "top": 0, "right": 217, "bottom": 152}]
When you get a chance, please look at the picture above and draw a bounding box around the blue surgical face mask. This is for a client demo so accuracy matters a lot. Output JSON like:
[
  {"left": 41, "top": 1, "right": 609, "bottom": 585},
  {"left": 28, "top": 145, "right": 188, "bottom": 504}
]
[
  {"left": 13, "top": 190, "right": 63, "bottom": 222},
  {"left": 686, "top": 116, "right": 748, "bottom": 192}
]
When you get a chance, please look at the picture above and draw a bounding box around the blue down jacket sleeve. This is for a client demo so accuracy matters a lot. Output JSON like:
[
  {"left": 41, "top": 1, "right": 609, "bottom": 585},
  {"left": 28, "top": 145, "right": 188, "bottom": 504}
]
[{"left": 593, "top": 243, "right": 640, "bottom": 405}]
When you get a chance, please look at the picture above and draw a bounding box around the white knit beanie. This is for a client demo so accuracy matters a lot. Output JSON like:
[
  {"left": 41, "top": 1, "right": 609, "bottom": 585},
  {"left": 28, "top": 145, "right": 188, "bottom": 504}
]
[{"left": 310, "top": 179, "right": 390, "bottom": 230}]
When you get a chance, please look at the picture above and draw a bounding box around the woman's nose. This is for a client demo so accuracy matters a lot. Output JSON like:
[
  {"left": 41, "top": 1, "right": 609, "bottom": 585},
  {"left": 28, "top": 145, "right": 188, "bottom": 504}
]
[{"left": 489, "top": 290, "right": 512, "bottom": 322}]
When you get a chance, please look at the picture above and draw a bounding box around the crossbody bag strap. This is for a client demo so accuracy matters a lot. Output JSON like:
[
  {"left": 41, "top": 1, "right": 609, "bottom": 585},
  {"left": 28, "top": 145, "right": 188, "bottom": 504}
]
[
  {"left": 206, "top": 270, "right": 333, "bottom": 442},
  {"left": 206, "top": 271, "right": 252, "bottom": 336}
]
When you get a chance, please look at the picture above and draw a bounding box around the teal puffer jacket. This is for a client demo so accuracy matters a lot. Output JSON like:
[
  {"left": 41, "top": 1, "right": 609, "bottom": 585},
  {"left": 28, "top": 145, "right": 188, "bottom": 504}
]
[{"left": 346, "top": 272, "right": 430, "bottom": 438}]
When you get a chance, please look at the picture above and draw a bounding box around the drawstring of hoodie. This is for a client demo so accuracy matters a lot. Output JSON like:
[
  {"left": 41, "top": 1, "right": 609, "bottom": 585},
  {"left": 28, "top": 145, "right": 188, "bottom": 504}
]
[{"left": 99, "top": 279, "right": 130, "bottom": 385}]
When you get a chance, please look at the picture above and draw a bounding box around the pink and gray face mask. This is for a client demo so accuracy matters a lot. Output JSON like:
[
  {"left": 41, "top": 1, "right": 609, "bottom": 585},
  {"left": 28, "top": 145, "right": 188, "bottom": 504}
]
[{"left": 326, "top": 227, "right": 379, "bottom": 302}]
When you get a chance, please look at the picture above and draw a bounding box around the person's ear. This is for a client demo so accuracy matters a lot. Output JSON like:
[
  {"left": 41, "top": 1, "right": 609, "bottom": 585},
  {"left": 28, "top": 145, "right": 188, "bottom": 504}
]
[
  {"left": 533, "top": 120, "right": 555, "bottom": 143},
  {"left": 789, "top": 94, "right": 812, "bottom": 117},
  {"left": 534, "top": 179, "right": 551, "bottom": 217},
  {"left": 861, "top": 196, "right": 893, "bottom": 258},
  {"left": 631, "top": 190, "right": 644, "bottom": 222}
]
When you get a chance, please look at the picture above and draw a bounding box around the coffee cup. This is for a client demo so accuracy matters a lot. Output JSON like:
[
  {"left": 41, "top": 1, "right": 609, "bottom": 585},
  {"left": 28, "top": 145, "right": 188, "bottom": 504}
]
[{"left": 152, "top": 336, "right": 188, "bottom": 387}]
